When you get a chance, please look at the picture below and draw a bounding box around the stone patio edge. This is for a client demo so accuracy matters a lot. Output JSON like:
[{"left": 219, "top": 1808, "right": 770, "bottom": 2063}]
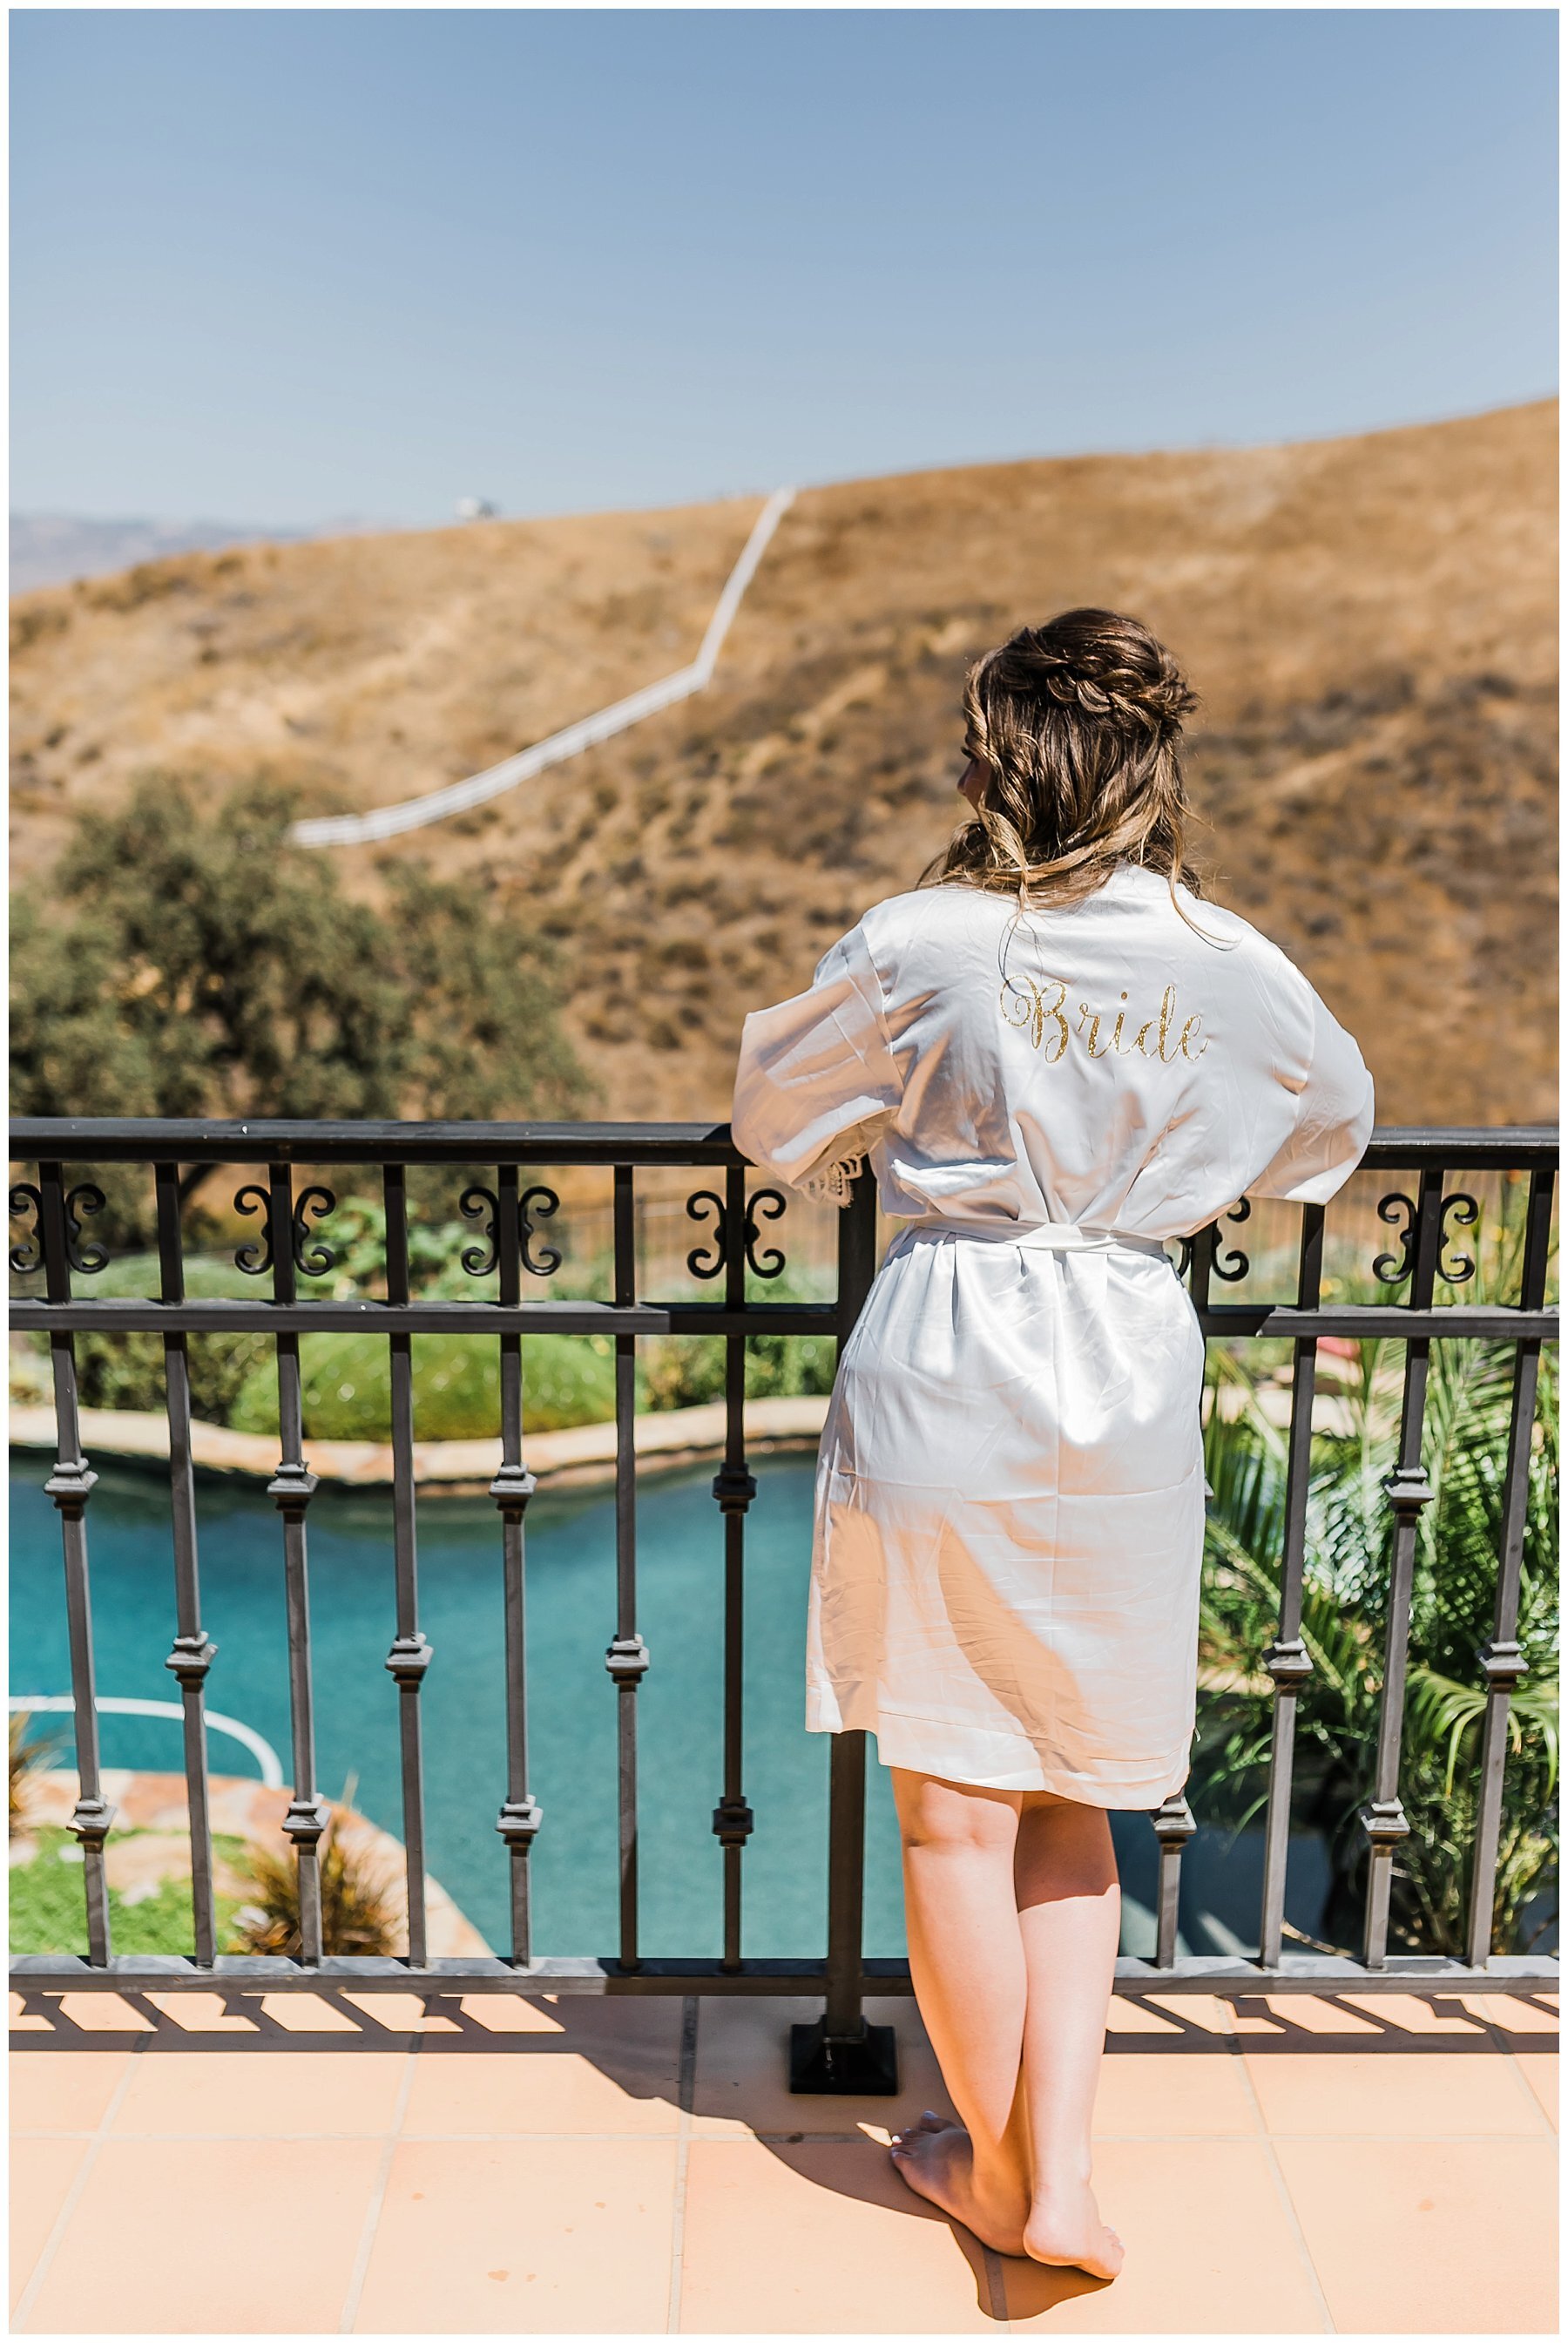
[{"left": 7, "top": 1396, "right": 830, "bottom": 1490}]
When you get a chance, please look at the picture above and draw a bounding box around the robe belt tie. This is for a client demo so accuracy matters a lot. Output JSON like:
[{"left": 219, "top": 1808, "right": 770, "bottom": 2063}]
[{"left": 890, "top": 1218, "right": 1171, "bottom": 1263}]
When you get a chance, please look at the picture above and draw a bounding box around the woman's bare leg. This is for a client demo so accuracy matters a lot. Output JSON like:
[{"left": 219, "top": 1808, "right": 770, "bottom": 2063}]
[
  {"left": 1013, "top": 1793, "right": 1124, "bottom": 2277},
  {"left": 886, "top": 1768, "right": 1031, "bottom": 2252}
]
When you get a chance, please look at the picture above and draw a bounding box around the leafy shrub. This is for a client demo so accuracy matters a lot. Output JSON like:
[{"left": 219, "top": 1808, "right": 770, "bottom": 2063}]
[
  {"left": 67, "top": 1252, "right": 274, "bottom": 1425},
  {"left": 639, "top": 1329, "right": 838, "bottom": 1411},
  {"left": 229, "top": 1330, "right": 620, "bottom": 1439},
  {"left": 1197, "top": 1335, "right": 1558, "bottom": 1958},
  {"left": 10, "top": 778, "right": 590, "bottom": 1134},
  {"left": 639, "top": 1263, "right": 839, "bottom": 1412}
]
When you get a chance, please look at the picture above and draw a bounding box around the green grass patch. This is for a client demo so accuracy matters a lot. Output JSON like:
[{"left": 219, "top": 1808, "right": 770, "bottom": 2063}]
[{"left": 10, "top": 1826, "right": 252, "bottom": 1957}]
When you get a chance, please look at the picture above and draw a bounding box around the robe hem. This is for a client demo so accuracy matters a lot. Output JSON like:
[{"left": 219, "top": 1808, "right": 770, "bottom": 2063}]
[{"left": 805, "top": 1707, "right": 1190, "bottom": 1807}]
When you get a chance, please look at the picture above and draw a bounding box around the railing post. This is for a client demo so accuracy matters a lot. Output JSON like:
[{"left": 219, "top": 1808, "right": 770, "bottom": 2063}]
[
  {"left": 1361, "top": 1167, "right": 1443, "bottom": 1967},
  {"left": 1465, "top": 1166, "right": 1556, "bottom": 1967},
  {"left": 791, "top": 1167, "right": 897, "bottom": 2093},
  {"left": 1146, "top": 1218, "right": 1220, "bottom": 1962},
  {"left": 605, "top": 1164, "right": 649, "bottom": 1972},
  {"left": 263, "top": 1161, "right": 331, "bottom": 1964},
  {"left": 491, "top": 1162, "right": 543, "bottom": 1962},
  {"left": 38, "top": 1161, "right": 113, "bottom": 1964},
  {"left": 382, "top": 1163, "right": 433, "bottom": 1967},
  {"left": 155, "top": 1161, "right": 219, "bottom": 1966},
  {"left": 1257, "top": 1202, "right": 1325, "bottom": 1968},
  {"left": 1151, "top": 1793, "right": 1197, "bottom": 1967},
  {"left": 711, "top": 1161, "right": 756, "bottom": 1970}
]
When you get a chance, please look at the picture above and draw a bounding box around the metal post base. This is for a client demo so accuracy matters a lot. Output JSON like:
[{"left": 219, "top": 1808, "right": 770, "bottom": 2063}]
[{"left": 788, "top": 2015, "right": 900, "bottom": 2095}]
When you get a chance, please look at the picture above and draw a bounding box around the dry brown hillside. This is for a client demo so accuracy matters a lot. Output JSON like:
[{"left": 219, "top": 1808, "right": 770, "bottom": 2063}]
[{"left": 10, "top": 401, "right": 1557, "bottom": 1126}]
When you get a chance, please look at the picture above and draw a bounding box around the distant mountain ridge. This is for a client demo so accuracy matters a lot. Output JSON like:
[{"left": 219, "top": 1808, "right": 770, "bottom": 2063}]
[{"left": 9, "top": 511, "right": 385, "bottom": 594}]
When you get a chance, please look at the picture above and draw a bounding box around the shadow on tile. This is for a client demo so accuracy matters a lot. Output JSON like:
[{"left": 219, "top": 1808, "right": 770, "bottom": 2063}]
[{"left": 994, "top": 2255, "right": 1112, "bottom": 2323}]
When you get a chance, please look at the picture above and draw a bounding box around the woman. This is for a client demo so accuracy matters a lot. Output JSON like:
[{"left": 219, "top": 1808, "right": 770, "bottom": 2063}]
[{"left": 730, "top": 610, "right": 1374, "bottom": 2279}]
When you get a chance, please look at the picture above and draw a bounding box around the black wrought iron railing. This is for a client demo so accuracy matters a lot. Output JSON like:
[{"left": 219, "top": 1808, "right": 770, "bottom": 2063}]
[{"left": 8, "top": 1119, "right": 1559, "bottom": 2084}]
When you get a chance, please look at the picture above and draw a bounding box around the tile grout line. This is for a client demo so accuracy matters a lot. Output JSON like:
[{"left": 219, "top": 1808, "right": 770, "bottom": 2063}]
[
  {"left": 665, "top": 1996, "right": 700, "bottom": 2335},
  {"left": 1232, "top": 2044, "right": 1337, "bottom": 2334},
  {"left": 12, "top": 2038, "right": 150, "bottom": 2331},
  {"left": 337, "top": 2038, "right": 422, "bottom": 2335}
]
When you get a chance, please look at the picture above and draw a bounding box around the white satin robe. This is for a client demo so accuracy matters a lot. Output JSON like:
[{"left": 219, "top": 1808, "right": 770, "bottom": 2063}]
[{"left": 731, "top": 865, "right": 1375, "bottom": 1803}]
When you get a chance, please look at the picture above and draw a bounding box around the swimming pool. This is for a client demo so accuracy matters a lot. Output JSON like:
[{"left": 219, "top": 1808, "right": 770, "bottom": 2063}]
[{"left": 12, "top": 1453, "right": 1301, "bottom": 1961}]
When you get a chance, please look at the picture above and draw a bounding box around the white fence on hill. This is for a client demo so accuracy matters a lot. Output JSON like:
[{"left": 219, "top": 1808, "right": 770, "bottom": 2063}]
[{"left": 290, "top": 486, "right": 795, "bottom": 849}]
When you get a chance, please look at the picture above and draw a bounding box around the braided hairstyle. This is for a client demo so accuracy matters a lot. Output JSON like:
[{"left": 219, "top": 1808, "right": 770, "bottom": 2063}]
[{"left": 922, "top": 609, "right": 1201, "bottom": 912}]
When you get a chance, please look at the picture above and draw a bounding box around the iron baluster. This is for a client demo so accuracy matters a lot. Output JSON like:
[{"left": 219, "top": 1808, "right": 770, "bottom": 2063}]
[
  {"left": 1257, "top": 1202, "right": 1326, "bottom": 1969},
  {"left": 38, "top": 1161, "right": 112, "bottom": 1962},
  {"left": 711, "top": 1162, "right": 757, "bottom": 1969},
  {"left": 382, "top": 1163, "right": 433, "bottom": 1967},
  {"left": 1465, "top": 1168, "right": 1556, "bottom": 1967},
  {"left": 1152, "top": 1794, "right": 1197, "bottom": 1967},
  {"left": 490, "top": 1161, "right": 543, "bottom": 1961},
  {"left": 1188, "top": 1217, "right": 1216, "bottom": 1318},
  {"left": 1146, "top": 1212, "right": 1220, "bottom": 1955},
  {"left": 791, "top": 1165, "right": 897, "bottom": 2092},
  {"left": 263, "top": 1161, "right": 330, "bottom": 1963},
  {"left": 154, "top": 1161, "right": 219, "bottom": 1966},
  {"left": 1362, "top": 1165, "right": 1444, "bottom": 1967},
  {"left": 605, "top": 1164, "right": 649, "bottom": 1970}
]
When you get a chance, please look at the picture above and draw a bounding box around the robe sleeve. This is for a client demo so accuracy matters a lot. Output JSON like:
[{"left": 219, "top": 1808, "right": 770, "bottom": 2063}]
[
  {"left": 730, "top": 924, "right": 903, "bottom": 1204},
  {"left": 1249, "top": 978, "right": 1376, "bottom": 1205}
]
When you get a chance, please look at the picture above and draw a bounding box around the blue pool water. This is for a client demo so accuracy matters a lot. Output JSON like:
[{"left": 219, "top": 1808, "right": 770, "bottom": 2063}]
[
  {"left": 11, "top": 1455, "right": 1325, "bottom": 1960},
  {"left": 12, "top": 1455, "right": 906, "bottom": 1956}
]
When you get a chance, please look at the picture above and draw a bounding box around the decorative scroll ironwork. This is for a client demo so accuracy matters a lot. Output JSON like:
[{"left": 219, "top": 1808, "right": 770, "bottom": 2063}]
[
  {"left": 458, "top": 1184, "right": 498, "bottom": 1276},
  {"left": 1373, "top": 1192, "right": 1418, "bottom": 1285},
  {"left": 1436, "top": 1191, "right": 1479, "bottom": 1286},
  {"left": 1174, "top": 1233, "right": 1194, "bottom": 1283},
  {"left": 60, "top": 1183, "right": 109, "bottom": 1275},
  {"left": 233, "top": 1185, "right": 274, "bottom": 1276},
  {"left": 1212, "top": 1197, "right": 1251, "bottom": 1283},
  {"left": 9, "top": 1183, "right": 43, "bottom": 1275},
  {"left": 1375, "top": 1187, "right": 1482, "bottom": 1287},
  {"left": 519, "top": 1185, "right": 562, "bottom": 1278},
  {"left": 460, "top": 1182, "right": 562, "bottom": 1278},
  {"left": 743, "top": 1188, "right": 787, "bottom": 1280},
  {"left": 685, "top": 1188, "right": 727, "bottom": 1280},
  {"left": 233, "top": 1181, "right": 335, "bottom": 1277},
  {"left": 292, "top": 1186, "right": 337, "bottom": 1278},
  {"left": 686, "top": 1185, "right": 789, "bottom": 1281}
]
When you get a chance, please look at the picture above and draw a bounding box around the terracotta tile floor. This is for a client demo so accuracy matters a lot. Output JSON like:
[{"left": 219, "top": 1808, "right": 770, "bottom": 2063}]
[{"left": 10, "top": 1987, "right": 1558, "bottom": 2333}]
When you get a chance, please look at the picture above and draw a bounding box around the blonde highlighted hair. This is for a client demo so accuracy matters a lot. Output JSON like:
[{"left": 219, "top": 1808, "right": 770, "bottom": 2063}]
[{"left": 923, "top": 608, "right": 1202, "bottom": 912}]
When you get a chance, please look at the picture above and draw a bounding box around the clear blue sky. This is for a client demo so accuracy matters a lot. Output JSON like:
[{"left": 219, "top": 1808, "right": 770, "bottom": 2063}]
[{"left": 11, "top": 8, "right": 1558, "bottom": 526}]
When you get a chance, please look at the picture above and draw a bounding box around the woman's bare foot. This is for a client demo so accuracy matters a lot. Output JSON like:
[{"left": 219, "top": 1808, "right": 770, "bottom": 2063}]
[
  {"left": 1024, "top": 2183, "right": 1125, "bottom": 2281},
  {"left": 888, "top": 2112, "right": 1029, "bottom": 2255}
]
